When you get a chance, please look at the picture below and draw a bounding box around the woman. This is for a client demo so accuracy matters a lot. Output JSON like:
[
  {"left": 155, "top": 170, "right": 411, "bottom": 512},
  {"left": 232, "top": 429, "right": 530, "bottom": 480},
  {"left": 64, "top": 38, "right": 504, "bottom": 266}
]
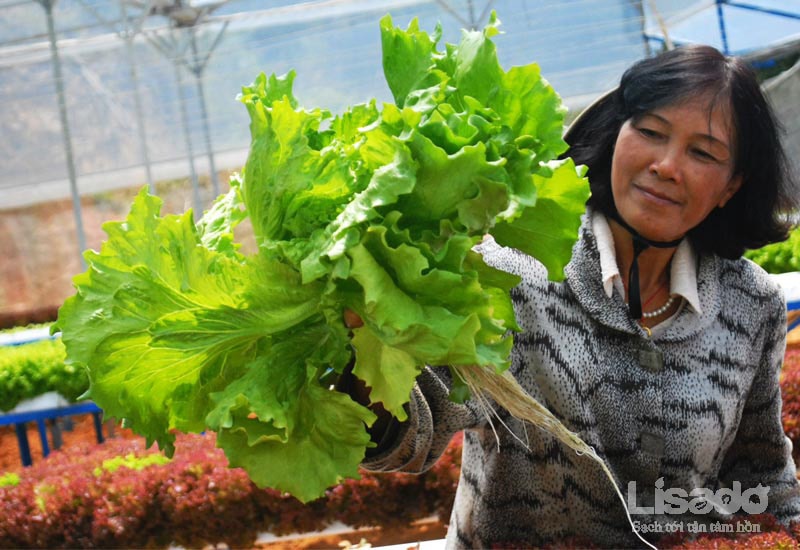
[{"left": 354, "top": 45, "right": 800, "bottom": 548}]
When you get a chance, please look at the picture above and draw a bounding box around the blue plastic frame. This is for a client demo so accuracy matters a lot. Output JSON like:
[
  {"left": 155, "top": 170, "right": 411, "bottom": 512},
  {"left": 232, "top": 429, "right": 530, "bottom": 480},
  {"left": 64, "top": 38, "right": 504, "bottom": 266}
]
[
  {"left": 643, "top": 0, "right": 800, "bottom": 56},
  {"left": 0, "top": 401, "right": 103, "bottom": 466},
  {"left": 788, "top": 300, "right": 800, "bottom": 331}
]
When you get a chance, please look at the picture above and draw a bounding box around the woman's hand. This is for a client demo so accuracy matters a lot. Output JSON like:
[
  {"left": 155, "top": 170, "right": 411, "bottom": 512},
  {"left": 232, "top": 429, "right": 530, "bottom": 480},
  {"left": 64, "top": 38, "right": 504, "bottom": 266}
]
[
  {"left": 338, "top": 309, "right": 370, "bottom": 408},
  {"left": 339, "top": 308, "right": 400, "bottom": 452}
]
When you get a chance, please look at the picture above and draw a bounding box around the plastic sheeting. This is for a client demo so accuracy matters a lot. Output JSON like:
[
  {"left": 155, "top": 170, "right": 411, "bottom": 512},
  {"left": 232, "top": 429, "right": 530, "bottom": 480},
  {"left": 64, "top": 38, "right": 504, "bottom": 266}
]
[
  {"left": 764, "top": 57, "right": 800, "bottom": 179},
  {"left": 644, "top": 0, "right": 800, "bottom": 57}
]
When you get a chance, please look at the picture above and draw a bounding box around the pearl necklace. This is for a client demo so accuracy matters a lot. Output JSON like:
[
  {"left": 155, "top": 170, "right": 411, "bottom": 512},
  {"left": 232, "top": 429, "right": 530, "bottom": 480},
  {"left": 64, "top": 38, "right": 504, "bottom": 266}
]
[{"left": 641, "top": 294, "right": 677, "bottom": 319}]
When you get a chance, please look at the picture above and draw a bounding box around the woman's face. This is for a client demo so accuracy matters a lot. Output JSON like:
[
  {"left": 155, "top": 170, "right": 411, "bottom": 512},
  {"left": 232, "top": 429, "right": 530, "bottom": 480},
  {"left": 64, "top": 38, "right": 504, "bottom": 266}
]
[{"left": 610, "top": 94, "right": 742, "bottom": 242}]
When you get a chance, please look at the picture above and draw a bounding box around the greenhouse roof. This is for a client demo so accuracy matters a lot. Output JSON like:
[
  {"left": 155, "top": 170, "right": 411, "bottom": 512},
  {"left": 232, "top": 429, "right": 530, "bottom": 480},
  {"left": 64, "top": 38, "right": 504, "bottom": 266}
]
[
  {"left": 0, "top": 0, "right": 798, "bottom": 211},
  {"left": 644, "top": 0, "right": 800, "bottom": 59}
]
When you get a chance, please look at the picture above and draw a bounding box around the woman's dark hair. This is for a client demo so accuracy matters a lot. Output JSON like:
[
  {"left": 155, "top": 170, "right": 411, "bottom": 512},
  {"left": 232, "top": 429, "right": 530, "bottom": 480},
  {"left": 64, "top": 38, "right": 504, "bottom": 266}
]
[{"left": 564, "top": 44, "right": 798, "bottom": 259}]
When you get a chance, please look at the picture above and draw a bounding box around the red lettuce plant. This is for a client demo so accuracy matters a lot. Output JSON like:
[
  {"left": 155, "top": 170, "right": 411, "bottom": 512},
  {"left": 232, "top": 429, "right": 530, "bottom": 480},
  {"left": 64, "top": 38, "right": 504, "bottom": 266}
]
[
  {"left": 782, "top": 348, "right": 800, "bottom": 459},
  {"left": 2, "top": 400, "right": 799, "bottom": 549},
  {"left": 659, "top": 514, "right": 800, "bottom": 549},
  {"left": 0, "top": 432, "right": 461, "bottom": 548}
]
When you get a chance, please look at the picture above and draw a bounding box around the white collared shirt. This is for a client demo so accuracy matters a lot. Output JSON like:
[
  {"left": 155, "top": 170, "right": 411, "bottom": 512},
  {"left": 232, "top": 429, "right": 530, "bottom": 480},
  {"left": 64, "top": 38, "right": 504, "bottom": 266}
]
[{"left": 591, "top": 211, "right": 702, "bottom": 332}]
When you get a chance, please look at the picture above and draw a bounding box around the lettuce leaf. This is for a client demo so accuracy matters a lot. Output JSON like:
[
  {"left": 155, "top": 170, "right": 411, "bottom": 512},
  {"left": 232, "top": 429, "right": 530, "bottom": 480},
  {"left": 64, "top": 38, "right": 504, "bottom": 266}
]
[{"left": 54, "top": 12, "right": 589, "bottom": 502}]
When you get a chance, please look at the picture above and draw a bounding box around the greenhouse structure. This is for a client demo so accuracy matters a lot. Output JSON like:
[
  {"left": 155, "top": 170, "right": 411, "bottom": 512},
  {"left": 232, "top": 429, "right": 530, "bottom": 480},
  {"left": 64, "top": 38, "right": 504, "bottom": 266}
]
[{"left": 1, "top": 1, "right": 800, "bottom": 548}]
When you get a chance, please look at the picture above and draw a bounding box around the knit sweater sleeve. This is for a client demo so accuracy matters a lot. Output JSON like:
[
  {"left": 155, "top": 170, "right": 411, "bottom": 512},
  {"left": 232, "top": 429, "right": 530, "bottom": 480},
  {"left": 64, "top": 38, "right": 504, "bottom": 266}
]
[
  {"left": 717, "top": 288, "right": 800, "bottom": 525},
  {"left": 360, "top": 365, "right": 484, "bottom": 473},
  {"left": 360, "top": 239, "right": 517, "bottom": 474}
]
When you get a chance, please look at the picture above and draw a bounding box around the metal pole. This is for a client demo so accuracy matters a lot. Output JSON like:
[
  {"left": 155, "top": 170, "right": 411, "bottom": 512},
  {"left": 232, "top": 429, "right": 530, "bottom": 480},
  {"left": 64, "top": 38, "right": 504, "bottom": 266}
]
[
  {"left": 476, "top": 0, "right": 495, "bottom": 28},
  {"left": 127, "top": 36, "right": 155, "bottom": 194},
  {"left": 174, "top": 62, "right": 203, "bottom": 217},
  {"left": 121, "top": 1, "right": 155, "bottom": 194},
  {"left": 716, "top": 0, "right": 730, "bottom": 55},
  {"left": 190, "top": 28, "right": 219, "bottom": 197},
  {"left": 725, "top": 1, "right": 800, "bottom": 20},
  {"left": 466, "top": 0, "right": 476, "bottom": 29},
  {"left": 39, "top": 0, "right": 87, "bottom": 267},
  {"left": 647, "top": 0, "right": 674, "bottom": 51},
  {"left": 143, "top": 3, "right": 230, "bottom": 211},
  {"left": 434, "top": 0, "right": 470, "bottom": 28},
  {"left": 633, "top": 0, "right": 653, "bottom": 57}
]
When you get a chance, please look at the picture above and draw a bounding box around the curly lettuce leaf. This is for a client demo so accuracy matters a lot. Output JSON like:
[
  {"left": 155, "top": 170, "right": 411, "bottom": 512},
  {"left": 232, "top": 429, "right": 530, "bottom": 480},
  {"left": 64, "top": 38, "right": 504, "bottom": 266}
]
[
  {"left": 54, "top": 190, "right": 324, "bottom": 451},
  {"left": 55, "top": 13, "right": 589, "bottom": 503},
  {"left": 207, "top": 323, "right": 375, "bottom": 502},
  {"left": 492, "top": 159, "right": 590, "bottom": 280},
  {"left": 380, "top": 14, "right": 443, "bottom": 108},
  {"left": 195, "top": 174, "right": 247, "bottom": 257}
]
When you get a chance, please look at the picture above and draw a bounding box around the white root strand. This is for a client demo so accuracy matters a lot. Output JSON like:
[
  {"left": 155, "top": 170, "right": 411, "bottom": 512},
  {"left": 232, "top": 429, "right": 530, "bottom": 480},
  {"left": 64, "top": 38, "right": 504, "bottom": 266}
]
[{"left": 452, "top": 364, "right": 657, "bottom": 550}]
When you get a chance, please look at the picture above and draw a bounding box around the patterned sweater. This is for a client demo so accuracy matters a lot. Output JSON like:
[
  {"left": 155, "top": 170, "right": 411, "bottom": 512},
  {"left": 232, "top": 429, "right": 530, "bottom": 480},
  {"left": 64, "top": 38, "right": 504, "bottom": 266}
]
[{"left": 361, "top": 219, "right": 800, "bottom": 548}]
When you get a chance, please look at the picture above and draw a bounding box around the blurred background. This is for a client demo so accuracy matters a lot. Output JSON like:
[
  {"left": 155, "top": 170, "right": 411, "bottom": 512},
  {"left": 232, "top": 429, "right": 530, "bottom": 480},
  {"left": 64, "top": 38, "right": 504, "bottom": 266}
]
[{"left": 0, "top": 0, "right": 798, "bottom": 328}]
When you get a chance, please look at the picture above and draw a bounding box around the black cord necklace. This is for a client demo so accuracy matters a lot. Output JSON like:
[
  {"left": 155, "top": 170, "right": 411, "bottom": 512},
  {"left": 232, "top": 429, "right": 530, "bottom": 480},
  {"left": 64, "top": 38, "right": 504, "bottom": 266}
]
[{"left": 609, "top": 211, "right": 683, "bottom": 320}]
